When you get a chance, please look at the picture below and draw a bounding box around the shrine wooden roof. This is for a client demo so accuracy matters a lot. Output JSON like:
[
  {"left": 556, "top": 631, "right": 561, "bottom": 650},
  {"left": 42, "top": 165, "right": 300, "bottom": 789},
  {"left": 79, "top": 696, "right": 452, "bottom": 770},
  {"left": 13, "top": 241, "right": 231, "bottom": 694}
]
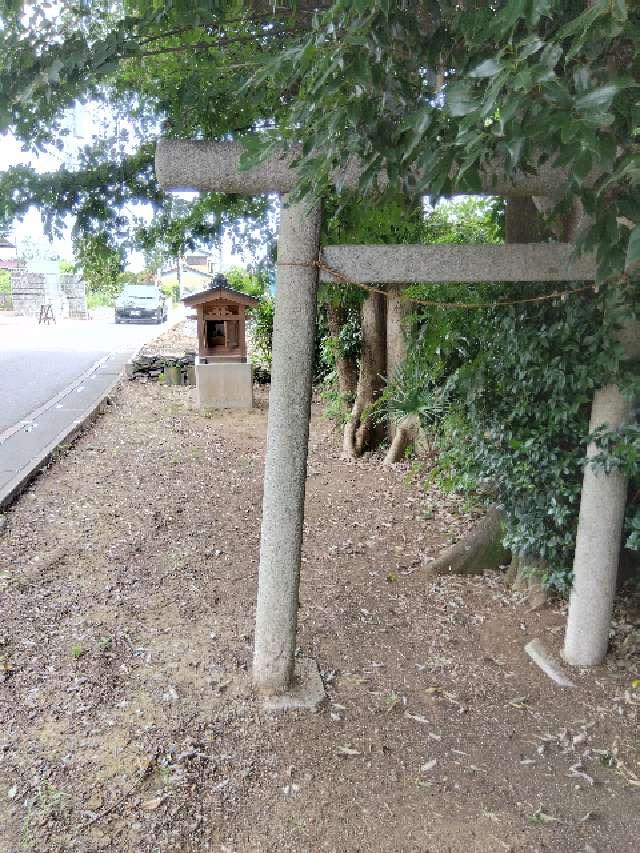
[{"left": 182, "top": 284, "right": 259, "bottom": 307}]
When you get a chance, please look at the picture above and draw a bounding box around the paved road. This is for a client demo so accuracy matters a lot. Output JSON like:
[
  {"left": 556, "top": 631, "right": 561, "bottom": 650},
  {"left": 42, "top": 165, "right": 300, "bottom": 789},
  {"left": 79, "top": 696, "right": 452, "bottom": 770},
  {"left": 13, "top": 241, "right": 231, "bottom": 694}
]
[
  {"left": 0, "top": 310, "right": 178, "bottom": 431},
  {"left": 0, "top": 308, "right": 183, "bottom": 507}
]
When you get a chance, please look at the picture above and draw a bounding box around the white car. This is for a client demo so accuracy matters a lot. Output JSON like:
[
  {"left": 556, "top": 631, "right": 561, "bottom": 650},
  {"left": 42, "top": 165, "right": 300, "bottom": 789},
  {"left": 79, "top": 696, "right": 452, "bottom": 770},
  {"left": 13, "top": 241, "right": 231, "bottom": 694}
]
[{"left": 115, "top": 284, "right": 168, "bottom": 324}]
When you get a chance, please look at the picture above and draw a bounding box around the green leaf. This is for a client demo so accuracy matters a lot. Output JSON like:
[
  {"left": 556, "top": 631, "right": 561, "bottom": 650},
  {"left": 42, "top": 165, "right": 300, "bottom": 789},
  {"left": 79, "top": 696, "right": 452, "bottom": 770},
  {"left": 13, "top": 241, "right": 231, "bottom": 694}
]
[
  {"left": 445, "top": 81, "right": 479, "bottom": 117},
  {"left": 557, "top": 0, "right": 608, "bottom": 41},
  {"left": 625, "top": 224, "right": 640, "bottom": 273},
  {"left": 575, "top": 84, "right": 619, "bottom": 113},
  {"left": 506, "top": 137, "right": 524, "bottom": 165},
  {"left": 611, "top": 0, "right": 628, "bottom": 24},
  {"left": 468, "top": 58, "right": 502, "bottom": 79},
  {"left": 573, "top": 150, "right": 593, "bottom": 182},
  {"left": 519, "top": 36, "right": 545, "bottom": 59}
]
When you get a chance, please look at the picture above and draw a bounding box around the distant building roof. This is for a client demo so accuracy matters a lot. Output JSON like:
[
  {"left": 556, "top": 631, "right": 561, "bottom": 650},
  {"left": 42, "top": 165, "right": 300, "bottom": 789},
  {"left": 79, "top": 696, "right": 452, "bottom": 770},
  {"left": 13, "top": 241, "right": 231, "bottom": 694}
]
[
  {"left": 182, "top": 264, "right": 211, "bottom": 277},
  {"left": 182, "top": 283, "right": 259, "bottom": 307},
  {"left": 0, "top": 238, "right": 15, "bottom": 249},
  {"left": 159, "top": 264, "right": 210, "bottom": 279},
  {"left": 184, "top": 254, "right": 210, "bottom": 267}
]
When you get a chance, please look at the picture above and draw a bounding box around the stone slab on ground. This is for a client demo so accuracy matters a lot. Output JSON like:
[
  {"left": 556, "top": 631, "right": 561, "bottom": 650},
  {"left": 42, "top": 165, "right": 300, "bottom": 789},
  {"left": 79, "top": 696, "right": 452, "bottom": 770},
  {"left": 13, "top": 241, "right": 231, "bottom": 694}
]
[
  {"left": 525, "top": 638, "right": 576, "bottom": 688},
  {"left": 261, "top": 658, "right": 326, "bottom": 712}
]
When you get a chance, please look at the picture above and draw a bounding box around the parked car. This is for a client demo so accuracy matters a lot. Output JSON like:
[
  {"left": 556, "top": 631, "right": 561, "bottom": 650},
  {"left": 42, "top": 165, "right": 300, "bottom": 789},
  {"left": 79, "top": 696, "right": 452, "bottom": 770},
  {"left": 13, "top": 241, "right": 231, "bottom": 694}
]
[{"left": 115, "top": 284, "right": 168, "bottom": 324}]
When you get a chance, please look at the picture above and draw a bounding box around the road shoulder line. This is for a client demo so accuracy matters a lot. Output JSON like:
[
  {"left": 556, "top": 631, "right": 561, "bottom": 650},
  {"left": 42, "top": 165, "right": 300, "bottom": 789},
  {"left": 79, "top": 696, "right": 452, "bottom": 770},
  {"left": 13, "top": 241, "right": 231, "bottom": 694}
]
[{"left": 0, "top": 354, "right": 128, "bottom": 511}]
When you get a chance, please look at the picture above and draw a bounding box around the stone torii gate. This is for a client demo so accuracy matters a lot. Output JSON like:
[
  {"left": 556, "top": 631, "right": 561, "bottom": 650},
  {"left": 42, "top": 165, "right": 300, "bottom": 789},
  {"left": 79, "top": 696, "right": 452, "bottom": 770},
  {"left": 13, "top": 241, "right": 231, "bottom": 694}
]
[{"left": 156, "top": 138, "right": 634, "bottom": 702}]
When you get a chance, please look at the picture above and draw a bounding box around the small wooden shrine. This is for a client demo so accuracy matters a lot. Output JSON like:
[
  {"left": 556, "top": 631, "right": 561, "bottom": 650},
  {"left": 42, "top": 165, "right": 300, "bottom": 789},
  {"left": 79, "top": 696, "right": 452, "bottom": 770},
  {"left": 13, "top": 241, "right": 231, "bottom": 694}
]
[
  {"left": 182, "top": 274, "right": 258, "bottom": 409},
  {"left": 182, "top": 275, "right": 258, "bottom": 364}
]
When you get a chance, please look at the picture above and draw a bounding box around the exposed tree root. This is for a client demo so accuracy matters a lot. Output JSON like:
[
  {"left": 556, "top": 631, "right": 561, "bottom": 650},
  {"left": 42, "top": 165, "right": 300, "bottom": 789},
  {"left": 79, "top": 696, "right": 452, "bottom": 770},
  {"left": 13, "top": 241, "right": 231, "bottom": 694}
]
[
  {"left": 383, "top": 415, "right": 420, "bottom": 465},
  {"left": 425, "top": 508, "right": 511, "bottom": 577},
  {"left": 505, "top": 554, "right": 549, "bottom": 610}
]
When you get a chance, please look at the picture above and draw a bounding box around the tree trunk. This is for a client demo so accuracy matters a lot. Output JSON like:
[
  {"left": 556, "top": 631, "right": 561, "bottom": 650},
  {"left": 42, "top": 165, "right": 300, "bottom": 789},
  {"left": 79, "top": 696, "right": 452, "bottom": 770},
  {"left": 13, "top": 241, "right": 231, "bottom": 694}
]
[
  {"left": 425, "top": 508, "right": 510, "bottom": 577},
  {"left": 326, "top": 302, "right": 358, "bottom": 402},
  {"left": 386, "top": 290, "right": 412, "bottom": 440},
  {"left": 176, "top": 257, "right": 182, "bottom": 300},
  {"left": 386, "top": 291, "right": 410, "bottom": 377},
  {"left": 343, "top": 290, "right": 387, "bottom": 458},
  {"left": 505, "top": 197, "right": 543, "bottom": 243}
]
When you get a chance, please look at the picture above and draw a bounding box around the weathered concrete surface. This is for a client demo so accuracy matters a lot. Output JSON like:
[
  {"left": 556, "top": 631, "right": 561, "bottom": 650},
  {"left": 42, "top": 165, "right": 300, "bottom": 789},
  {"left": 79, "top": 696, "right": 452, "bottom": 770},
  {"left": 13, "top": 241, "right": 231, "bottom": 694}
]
[
  {"left": 525, "top": 639, "right": 575, "bottom": 688},
  {"left": 320, "top": 244, "right": 596, "bottom": 284},
  {"left": 564, "top": 318, "right": 640, "bottom": 667},
  {"left": 252, "top": 196, "right": 321, "bottom": 694},
  {"left": 156, "top": 139, "right": 578, "bottom": 198},
  {"left": 195, "top": 362, "right": 253, "bottom": 409},
  {"left": 156, "top": 139, "right": 298, "bottom": 194},
  {"left": 563, "top": 384, "right": 633, "bottom": 666},
  {"left": 262, "top": 658, "right": 326, "bottom": 712}
]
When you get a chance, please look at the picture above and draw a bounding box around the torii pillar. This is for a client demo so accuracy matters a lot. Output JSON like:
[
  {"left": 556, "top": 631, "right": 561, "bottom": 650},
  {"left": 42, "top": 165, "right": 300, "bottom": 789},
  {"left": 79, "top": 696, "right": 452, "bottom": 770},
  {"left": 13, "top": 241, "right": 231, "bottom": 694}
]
[
  {"left": 563, "top": 318, "right": 640, "bottom": 666},
  {"left": 156, "top": 140, "right": 324, "bottom": 705}
]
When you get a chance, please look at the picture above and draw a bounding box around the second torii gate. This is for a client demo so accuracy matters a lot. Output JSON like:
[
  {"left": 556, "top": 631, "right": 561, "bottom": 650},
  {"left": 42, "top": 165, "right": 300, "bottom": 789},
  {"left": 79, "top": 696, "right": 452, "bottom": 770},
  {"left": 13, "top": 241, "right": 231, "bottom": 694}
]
[{"left": 156, "top": 138, "right": 632, "bottom": 703}]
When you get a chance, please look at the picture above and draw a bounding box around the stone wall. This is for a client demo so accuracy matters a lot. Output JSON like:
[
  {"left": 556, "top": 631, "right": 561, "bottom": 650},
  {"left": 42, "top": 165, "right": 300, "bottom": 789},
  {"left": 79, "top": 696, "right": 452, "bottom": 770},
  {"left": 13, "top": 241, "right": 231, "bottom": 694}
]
[
  {"left": 126, "top": 352, "right": 196, "bottom": 384},
  {"left": 60, "top": 274, "right": 88, "bottom": 319},
  {"left": 10, "top": 270, "right": 88, "bottom": 319},
  {"left": 10, "top": 271, "right": 48, "bottom": 317}
]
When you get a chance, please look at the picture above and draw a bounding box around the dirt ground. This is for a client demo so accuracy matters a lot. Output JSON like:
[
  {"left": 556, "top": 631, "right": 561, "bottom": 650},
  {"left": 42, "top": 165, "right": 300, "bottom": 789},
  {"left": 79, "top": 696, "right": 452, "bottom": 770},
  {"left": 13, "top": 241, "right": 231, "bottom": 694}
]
[{"left": 0, "top": 378, "right": 638, "bottom": 853}]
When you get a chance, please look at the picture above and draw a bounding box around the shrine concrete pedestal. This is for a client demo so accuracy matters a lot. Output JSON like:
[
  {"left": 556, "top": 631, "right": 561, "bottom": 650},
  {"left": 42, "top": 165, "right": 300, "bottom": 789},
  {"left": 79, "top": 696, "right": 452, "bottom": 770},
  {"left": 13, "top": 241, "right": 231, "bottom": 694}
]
[{"left": 196, "top": 362, "right": 253, "bottom": 410}]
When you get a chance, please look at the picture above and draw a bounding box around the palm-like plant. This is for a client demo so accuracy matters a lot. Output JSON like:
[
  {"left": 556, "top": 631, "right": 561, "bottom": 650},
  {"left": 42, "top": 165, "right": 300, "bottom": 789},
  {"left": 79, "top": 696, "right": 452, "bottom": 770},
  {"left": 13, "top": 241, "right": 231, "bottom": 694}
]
[{"left": 375, "top": 361, "right": 449, "bottom": 430}]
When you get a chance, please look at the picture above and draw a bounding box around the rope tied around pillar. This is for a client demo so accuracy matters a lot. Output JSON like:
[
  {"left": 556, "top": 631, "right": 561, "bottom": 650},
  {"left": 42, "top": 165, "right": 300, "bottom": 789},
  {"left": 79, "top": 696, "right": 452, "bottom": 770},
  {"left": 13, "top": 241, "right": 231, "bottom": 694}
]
[{"left": 278, "top": 254, "right": 633, "bottom": 310}]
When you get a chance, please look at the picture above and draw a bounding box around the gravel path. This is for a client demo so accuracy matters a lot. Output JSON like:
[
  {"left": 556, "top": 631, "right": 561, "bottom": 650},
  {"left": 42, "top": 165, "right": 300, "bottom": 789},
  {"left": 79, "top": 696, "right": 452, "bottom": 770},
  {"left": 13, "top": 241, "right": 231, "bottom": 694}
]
[{"left": 0, "top": 381, "right": 638, "bottom": 852}]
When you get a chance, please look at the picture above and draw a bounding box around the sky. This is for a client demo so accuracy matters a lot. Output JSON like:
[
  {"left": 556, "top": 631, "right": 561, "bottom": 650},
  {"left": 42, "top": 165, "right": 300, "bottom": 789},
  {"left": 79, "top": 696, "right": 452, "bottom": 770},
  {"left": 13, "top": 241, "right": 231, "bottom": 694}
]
[
  {"left": 2, "top": 103, "right": 265, "bottom": 273},
  {"left": 2, "top": 134, "right": 74, "bottom": 261}
]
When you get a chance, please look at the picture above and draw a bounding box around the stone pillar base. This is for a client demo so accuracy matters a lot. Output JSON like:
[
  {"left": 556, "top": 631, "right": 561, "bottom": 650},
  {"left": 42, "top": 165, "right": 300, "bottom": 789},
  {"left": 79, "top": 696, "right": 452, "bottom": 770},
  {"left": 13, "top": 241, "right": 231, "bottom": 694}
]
[
  {"left": 196, "top": 362, "right": 253, "bottom": 409},
  {"left": 261, "top": 659, "right": 326, "bottom": 712}
]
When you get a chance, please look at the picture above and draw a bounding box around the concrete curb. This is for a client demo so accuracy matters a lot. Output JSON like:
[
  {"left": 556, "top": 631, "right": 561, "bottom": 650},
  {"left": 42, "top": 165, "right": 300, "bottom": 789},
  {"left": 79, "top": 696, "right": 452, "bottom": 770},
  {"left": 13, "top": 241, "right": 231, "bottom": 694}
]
[
  {"left": 0, "top": 353, "right": 111, "bottom": 446},
  {"left": 0, "top": 369, "right": 122, "bottom": 512}
]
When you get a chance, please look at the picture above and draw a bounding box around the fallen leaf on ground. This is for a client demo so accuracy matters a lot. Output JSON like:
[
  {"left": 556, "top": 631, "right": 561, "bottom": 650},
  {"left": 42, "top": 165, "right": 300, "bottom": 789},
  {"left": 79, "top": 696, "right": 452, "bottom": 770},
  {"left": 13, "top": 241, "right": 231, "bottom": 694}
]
[
  {"left": 528, "top": 809, "right": 559, "bottom": 825},
  {"left": 404, "top": 712, "right": 429, "bottom": 724},
  {"left": 336, "top": 746, "right": 361, "bottom": 757}
]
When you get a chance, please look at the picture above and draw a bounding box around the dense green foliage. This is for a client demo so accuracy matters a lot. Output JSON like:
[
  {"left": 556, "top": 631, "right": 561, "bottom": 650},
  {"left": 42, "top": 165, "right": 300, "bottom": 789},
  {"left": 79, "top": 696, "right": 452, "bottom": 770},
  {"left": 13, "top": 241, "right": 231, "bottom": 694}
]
[
  {"left": 378, "top": 198, "right": 505, "bottom": 427},
  {"left": 224, "top": 266, "right": 274, "bottom": 379},
  {"left": 0, "top": 269, "right": 10, "bottom": 310},
  {"left": 0, "top": 2, "right": 279, "bottom": 258},
  {"left": 380, "top": 199, "right": 638, "bottom": 589},
  {"left": 253, "top": 2, "right": 640, "bottom": 283},
  {"left": 440, "top": 294, "right": 626, "bottom": 591},
  {"left": 73, "top": 232, "right": 125, "bottom": 302},
  {"left": 319, "top": 192, "right": 424, "bottom": 411}
]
